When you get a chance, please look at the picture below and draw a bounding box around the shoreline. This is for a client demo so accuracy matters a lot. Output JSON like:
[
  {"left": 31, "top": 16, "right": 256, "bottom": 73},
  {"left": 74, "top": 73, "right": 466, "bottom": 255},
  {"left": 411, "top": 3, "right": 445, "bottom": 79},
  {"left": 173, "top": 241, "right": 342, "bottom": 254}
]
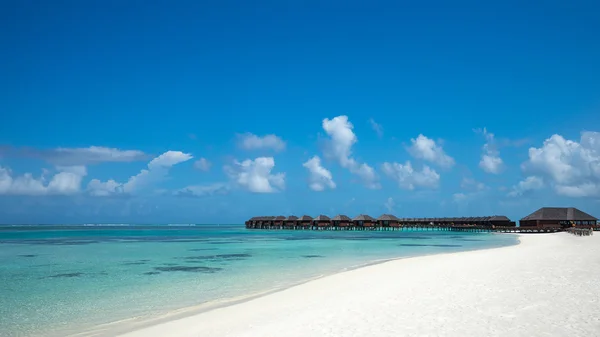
[
  {"left": 65, "top": 233, "right": 519, "bottom": 337},
  {"left": 115, "top": 233, "right": 600, "bottom": 337}
]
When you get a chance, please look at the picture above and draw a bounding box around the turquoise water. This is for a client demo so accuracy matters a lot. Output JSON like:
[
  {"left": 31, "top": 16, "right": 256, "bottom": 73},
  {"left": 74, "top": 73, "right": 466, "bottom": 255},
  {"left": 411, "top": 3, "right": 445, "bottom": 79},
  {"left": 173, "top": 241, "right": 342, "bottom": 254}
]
[{"left": 0, "top": 225, "right": 518, "bottom": 336}]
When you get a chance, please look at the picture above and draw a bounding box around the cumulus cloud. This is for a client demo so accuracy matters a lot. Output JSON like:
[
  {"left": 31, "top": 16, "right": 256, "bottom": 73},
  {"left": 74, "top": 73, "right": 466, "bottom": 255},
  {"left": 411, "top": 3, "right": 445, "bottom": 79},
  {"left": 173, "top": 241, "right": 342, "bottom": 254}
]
[
  {"left": 384, "top": 197, "right": 395, "bottom": 212},
  {"left": 0, "top": 165, "right": 87, "bottom": 196},
  {"left": 87, "top": 151, "right": 193, "bottom": 196},
  {"left": 193, "top": 158, "right": 212, "bottom": 171},
  {"left": 302, "top": 156, "right": 336, "bottom": 191},
  {"left": 452, "top": 193, "right": 469, "bottom": 203},
  {"left": 237, "top": 133, "right": 286, "bottom": 152},
  {"left": 322, "top": 115, "right": 380, "bottom": 189},
  {"left": 407, "top": 134, "right": 455, "bottom": 168},
  {"left": 382, "top": 161, "right": 440, "bottom": 190},
  {"left": 87, "top": 179, "right": 123, "bottom": 197},
  {"left": 521, "top": 132, "right": 600, "bottom": 197},
  {"left": 507, "top": 176, "right": 544, "bottom": 197},
  {"left": 369, "top": 118, "right": 383, "bottom": 138},
  {"left": 224, "top": 157, "right": 285, "bottom": 193},
  {"left": 460, "top": 177, "right": 486, "bottom": 191},
  {"left": 476, "top": 128, "right": 504, "bottom": 174},
  {"left": 1, "top": 146, "right": 148, "bottom": 165},
  {"left": 174, "top": 183, "right": 230, "bottom": 197}
]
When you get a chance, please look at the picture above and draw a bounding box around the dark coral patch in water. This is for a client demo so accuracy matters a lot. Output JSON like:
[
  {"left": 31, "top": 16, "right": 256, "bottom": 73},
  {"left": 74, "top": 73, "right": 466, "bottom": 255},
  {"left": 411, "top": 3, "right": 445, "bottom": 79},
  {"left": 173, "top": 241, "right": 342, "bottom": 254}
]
[
  {"left": 189, "top": 248, "right": 218, "bottom": 251},
  {"left": 47, "top": 272, "right": 83, "bottom": 278},
  {"left": 302, "top": 255, "right": 324, "bottom": 258},
  {"left": 458, "top": 238, "right": 484, "bottom": 242},
  {"left": 143, "top": 271, "right": 161, "bottom": 275},
  {"left": 154, "top": 266, "right": 222, "bottom": 273},
  {"left": 183, "top": 253, "right": 251, "bottom": 260},
  {"left": 122, "top": 262, "right": 147, "bottom": 265},
  {"left": 19, "top": 254, "right": 37, "bottom": 258},
  {"left": 208, "top": 241, "right": 242, "bottom": 245}
]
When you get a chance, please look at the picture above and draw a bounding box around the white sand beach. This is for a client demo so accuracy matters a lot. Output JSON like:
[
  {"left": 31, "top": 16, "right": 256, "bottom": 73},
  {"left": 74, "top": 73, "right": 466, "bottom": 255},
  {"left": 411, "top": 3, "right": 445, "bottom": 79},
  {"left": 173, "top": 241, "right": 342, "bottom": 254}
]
[{"left": 118, "top": 233, "right": 600, "bottom": 337}]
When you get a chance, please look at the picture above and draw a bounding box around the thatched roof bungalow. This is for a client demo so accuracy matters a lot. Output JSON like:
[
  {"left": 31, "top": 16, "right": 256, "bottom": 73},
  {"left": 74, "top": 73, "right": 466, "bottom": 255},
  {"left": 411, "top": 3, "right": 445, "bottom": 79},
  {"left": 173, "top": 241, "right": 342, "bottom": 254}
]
[
  {"left": 520, "top": 207, "right": 597, "bottom": 228},
  {"left": 332, "top": 214, "right": 352, "bottom": 227},
  {"left": 377, "top": 214, "right": 400, "bottom": 227},
  {"left": 313, "top": 215, "right": 331, "bottom": 227},
  {"left": 298, "top": 215, "right": 313, "bottom": 226},
  {"left": 353, "top": 214, "right": 376, "bottom": 227}
]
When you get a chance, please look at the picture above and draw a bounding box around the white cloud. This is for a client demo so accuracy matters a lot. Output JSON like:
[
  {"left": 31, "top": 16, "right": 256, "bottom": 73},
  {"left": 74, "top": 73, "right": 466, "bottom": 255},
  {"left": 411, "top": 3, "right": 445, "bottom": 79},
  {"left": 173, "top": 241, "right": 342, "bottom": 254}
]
[
  {"left": 87, "top": 151, "right": 193, "bottom": 196},
  {"left": 238, "top": 133, "right": 286, "bottom": 152},
  {"left": 302, "top": 156, "right": 336, "bottom": 191},
  {"left": 174, "top": 183, "right": 230, "bottom": 197},
  {"left": 0, "top": 165, "right": 87, "bottom": 196},
  {"left": 4, "top": 146, "right": 148, "bottom": 165},
  {"left": 460, "top": 177, "right": 486, "bottom": 191},
  {"left": 407, "top": 134, "right": 455, "bottom": 168},
  {"left": 224, "top": 157, "right": 285, "bottom": 193},
  {"left": 521, "top": 132, "right": 600, "bottom": 197},
  {"left": 87, "top": 179, "right": 123, "bottom": 196},
  {"left": 322, "top": 115, "right": 380, "bottom": 189},
  {"left": 382, "top": 161, "right": 440, "bottom": 190},
  {"left": 193, "top": 158, "right": 212, "bottom": 171},
  {"left": 507, "top": 176, "right": 544, "bottom": 197},
  {"left": 452, "top": 193, "right": 468, "bottom": 203},
  {"left": 384, "top": 197, "right": 395, "bottom": 212},
  {"left": 369, "top": 118, "right": 383, "bottom": 138},
  {"left": 477, "top": 128, "right": 504, "bottom": 174}
]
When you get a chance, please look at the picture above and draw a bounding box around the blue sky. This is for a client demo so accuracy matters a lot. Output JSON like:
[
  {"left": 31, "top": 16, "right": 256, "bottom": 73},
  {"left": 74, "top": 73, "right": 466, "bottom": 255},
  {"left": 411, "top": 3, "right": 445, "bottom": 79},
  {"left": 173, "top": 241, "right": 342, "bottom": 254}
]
[{"left": 1, "top": 1, "right": 599, "bottom": 224}]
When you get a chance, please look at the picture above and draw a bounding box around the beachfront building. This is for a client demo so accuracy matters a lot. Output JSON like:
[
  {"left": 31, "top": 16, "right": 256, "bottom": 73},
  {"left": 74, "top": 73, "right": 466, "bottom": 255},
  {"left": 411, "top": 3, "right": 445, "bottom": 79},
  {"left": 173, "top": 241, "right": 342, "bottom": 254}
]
[
  {"left": 377, "top": 214, "right": 401, "bottom": 227},
  {"left": 332, "top": 215, "right": 352, "bottom": 228},
  {"left": 519, "top": 207, "right": 598, "bottom": 229},
  {"left": 353, "top": 214, "right": 376, "bottom": 227}
]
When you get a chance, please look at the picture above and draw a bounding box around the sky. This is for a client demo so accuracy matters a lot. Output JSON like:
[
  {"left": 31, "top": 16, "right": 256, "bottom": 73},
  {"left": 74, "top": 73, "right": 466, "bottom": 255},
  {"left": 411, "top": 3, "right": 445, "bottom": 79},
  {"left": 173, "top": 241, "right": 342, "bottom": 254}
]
[{"left": 1, "top": 0, "right": 599, "bottom": 224}]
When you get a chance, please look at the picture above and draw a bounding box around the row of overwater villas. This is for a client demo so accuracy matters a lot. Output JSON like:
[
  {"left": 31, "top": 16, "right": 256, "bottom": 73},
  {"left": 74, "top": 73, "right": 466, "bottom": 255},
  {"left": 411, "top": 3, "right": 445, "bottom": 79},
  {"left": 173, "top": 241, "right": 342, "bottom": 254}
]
[{"left": 245, "top": 214, "right": 515, "bottom": 229}]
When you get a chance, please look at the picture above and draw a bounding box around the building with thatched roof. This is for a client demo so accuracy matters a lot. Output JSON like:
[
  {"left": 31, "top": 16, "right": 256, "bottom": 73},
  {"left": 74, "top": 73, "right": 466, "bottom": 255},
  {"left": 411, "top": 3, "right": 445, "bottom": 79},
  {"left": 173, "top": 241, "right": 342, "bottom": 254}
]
[
  {"left": 298, "top": 215, "right": 313, "bottom": 227},
  {"left": 313, "top": 215, "right": 331, "bottom": 227},
  {"left": 520, "top": 207, "right": 597, "bottom": 228},
  {"left": 353, "top": 214, "right": 376, "bottom": 227},
  {"left": 331, "top": 214, "right": 352, "bottom": 227},
  {"left": 376, "top": 214, "right": 400, "bottom": 227}
]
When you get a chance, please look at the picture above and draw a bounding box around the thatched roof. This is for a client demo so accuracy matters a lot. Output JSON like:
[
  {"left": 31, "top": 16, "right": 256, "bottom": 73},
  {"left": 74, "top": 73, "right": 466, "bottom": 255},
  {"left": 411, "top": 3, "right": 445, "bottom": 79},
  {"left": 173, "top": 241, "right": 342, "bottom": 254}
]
[
  {"left": 521, "top": 207, "right": 597, "bottom": 221},
  {"left": 332, "top": 214, "right": 351, "bottom": 221},
  {"left": 286, "top": 215, "right": 298, "bottom": 221},
  {"left": 353, "top": 214, "right": 375, "bottom": 221},
  {"left": 298, "top": 215, "right": 313, "bottom": 221},
  {"left": 488, "top": 215, "right": 510, "bottom": 221},
  {"left": 274, "top": 216, "right": 286, "bottom": 221},
  {"left": 314, "top": 215, "right": 330, "bottom": 221},
  {"left": 377, "top": 214, "right": 399, "bottom": 221}
]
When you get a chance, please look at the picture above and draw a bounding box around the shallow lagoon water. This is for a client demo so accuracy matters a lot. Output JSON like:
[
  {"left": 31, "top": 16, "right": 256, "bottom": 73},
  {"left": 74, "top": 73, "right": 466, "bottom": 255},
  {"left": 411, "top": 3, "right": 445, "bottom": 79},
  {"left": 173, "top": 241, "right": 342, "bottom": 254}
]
[{"left": 0, "top": 225, "right": 518, "bottom": 336}]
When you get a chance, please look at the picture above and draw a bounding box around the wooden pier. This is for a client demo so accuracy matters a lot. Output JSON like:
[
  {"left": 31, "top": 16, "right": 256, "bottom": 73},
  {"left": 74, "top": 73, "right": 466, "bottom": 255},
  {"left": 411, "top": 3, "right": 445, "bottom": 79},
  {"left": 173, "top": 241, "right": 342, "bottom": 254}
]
[{"left": 245, "top": 213, "right": 599, "bottom": 234}]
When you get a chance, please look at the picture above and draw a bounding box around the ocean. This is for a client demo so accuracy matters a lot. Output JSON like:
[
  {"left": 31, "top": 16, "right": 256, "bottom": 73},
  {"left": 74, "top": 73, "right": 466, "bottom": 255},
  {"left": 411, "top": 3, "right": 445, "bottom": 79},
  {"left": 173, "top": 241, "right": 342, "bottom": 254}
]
[{"left": 0, "top": 225, "right": 518, "bottom": 336}]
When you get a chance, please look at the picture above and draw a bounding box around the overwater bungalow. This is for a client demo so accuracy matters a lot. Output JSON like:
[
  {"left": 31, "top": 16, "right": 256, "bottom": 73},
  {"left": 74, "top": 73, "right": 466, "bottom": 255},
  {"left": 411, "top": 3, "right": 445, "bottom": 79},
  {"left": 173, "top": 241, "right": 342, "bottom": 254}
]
[
  {"left": 519, "top": 207, "right": 598, "bottom": 229},
  {"left": 353, "top": 214, "right": 376, "bottom": 227},
  {"left": 298, "top": 215, "right": 313, "bottom": 228},
  {"left": 274, "top": 216, "right": 286, "bottom": 227},
  {"left": 314, "top": 215, "right": 331, "bottom": 228},
  {"left": 284, "top": 216, "right": 298, "bottom": 229},
  {"left": 377, "top": 214, "right": 401, "bottom": 227},
  {"left": 332, "top": 215, "right": 352, "bottom": 228}
]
